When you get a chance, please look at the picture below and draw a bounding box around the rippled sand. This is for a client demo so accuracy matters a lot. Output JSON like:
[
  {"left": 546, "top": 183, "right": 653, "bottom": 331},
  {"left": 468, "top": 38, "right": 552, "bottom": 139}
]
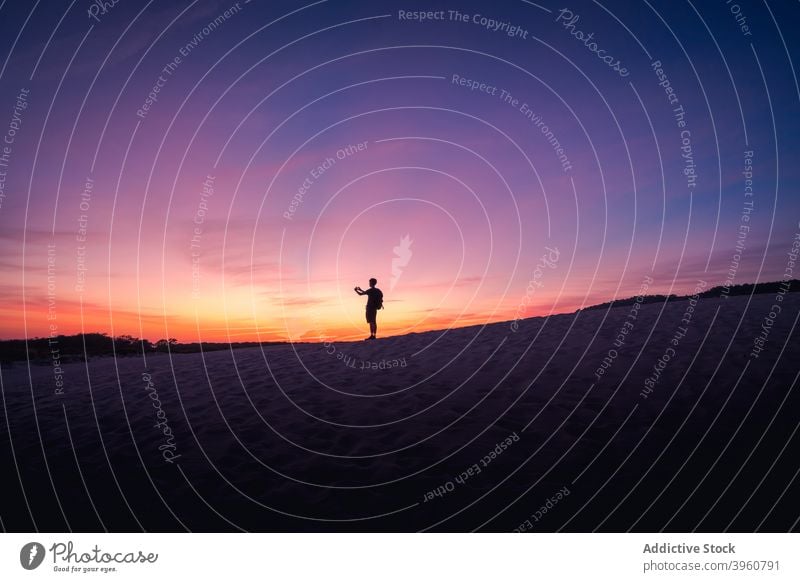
[{"left": 2, "top": 293, "right": 799, "bottom": 531}]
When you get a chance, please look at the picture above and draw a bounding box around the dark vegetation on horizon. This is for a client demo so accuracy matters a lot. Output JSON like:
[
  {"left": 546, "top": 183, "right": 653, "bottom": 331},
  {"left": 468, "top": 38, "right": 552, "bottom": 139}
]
[
  {"left": 0, "top": 334, "right": 288, "bottom": 364},
  {"left": 581, "top": 279, "right": 800, "bottom": 311},
  {"left": 1, "top": 280, "right": 797, "bottom": 363}
]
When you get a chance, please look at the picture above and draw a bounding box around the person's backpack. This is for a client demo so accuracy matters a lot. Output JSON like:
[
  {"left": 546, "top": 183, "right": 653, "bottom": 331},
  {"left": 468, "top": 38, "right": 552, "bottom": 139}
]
[{"left": 376, "top": 289, "right": 384, "bottom": 309}]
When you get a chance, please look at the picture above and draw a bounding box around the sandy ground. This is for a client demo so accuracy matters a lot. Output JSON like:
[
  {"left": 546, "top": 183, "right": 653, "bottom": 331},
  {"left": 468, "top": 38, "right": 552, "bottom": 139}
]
[{"left": 1, "top": 292, "right": 799, "bottom": 531}]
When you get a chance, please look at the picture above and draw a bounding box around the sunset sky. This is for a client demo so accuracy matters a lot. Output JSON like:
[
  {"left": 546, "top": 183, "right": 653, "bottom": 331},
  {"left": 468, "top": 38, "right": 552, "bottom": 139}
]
[{"left": 0, "top": 0, "right": 798, "bottom": 342}]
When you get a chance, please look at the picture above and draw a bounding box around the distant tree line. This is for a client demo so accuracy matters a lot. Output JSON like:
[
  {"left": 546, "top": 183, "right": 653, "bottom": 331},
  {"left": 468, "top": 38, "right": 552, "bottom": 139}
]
[
  {"left": 0, "top": 332, "right": 285, "bottom": 364},
  {"left": 582, "top": 279, "right": 799, "bottom": 312}
]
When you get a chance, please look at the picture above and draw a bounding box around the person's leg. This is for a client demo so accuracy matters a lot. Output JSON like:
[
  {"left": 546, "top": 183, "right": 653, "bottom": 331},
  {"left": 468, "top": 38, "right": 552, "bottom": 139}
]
[
  {"left": 370, "top": 321, "right": 377, "bottom": 337},
  {"left": 366, "top": 309, "right": 376, "bottom": 339}
]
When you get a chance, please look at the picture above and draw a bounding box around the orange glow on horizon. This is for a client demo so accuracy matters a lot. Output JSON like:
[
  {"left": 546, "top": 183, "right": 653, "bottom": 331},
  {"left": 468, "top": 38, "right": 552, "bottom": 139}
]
[{"left": 0, "top": 289, "right": 578, "bottom": 344}]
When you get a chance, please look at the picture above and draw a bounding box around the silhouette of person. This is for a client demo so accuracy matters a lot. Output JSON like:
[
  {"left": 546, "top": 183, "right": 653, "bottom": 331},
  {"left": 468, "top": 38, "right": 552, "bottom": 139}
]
[{"left": 354, "top": 278, "right": 383, "bottom": 340}]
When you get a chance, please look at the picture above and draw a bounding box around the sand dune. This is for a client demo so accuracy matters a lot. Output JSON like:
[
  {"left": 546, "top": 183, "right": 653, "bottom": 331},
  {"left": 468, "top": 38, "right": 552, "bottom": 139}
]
[{"left": 1, "top": 293, "right": 799, "bottom": 531}]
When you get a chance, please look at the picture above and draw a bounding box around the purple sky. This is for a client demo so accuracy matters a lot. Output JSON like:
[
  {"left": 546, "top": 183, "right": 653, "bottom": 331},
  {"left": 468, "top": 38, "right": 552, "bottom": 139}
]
[{"left": 0, "top": 0, "right": 798, "bottom": 341}]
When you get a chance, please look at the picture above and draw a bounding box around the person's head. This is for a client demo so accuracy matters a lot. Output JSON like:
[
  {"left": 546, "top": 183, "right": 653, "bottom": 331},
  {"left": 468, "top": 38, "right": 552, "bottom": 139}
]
[{"left": 369, "top": 278, "right": 377, "bottom": 287}]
